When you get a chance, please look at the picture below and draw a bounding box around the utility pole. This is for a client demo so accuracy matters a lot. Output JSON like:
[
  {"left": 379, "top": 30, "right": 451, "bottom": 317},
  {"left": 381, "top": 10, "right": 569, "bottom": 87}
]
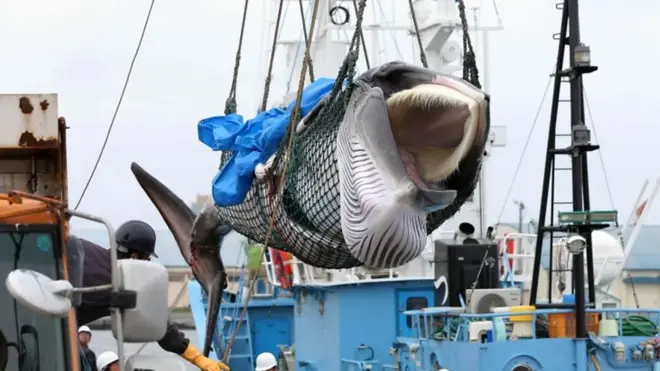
[{"left": 513, "top": 200, "right": 525, "bottom": 232}]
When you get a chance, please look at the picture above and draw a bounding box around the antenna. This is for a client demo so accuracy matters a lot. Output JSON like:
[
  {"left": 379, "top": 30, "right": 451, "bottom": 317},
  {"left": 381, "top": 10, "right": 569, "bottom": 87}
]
[{"left": 527, "top": 0, "right": 614, "bottom": 339}]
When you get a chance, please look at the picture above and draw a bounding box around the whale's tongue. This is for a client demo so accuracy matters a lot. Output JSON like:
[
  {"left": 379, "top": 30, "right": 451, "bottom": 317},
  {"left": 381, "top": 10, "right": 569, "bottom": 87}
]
[{"left": 398, "top": 146, "right": 427, "bottom": 188}]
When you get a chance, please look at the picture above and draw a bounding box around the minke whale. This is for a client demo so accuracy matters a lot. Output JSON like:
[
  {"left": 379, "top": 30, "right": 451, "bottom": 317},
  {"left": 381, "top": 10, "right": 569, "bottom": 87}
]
[
  {"left": 135, "top": 61, "right": 489, "bottom": 272},
  {"left": 130, "top": 61, "right": 489, "bottom": 357}
]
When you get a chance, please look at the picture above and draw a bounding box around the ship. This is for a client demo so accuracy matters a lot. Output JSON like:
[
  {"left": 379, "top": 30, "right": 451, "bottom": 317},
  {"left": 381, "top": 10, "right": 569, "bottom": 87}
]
[{"left": 185, "top": 0, "right": 660, "bottom": 370}]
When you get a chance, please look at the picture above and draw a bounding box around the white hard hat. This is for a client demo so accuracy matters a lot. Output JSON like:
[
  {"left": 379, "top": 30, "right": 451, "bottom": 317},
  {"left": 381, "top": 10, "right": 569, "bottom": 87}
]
[
  {"left": 255, "top": 352, "right": 277, "bottom": 371},
  {"left": 78, "top": 326, "right": 92, "bottom": 334},
  {"left": 96, "top": 351, "right": 119, "bottom": 371}
]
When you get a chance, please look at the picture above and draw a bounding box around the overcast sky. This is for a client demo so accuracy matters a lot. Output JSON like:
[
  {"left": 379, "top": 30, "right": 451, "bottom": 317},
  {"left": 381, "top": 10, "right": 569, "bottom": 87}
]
[{"left": 2, "top": 0, "right": 658, "bottom": 238}]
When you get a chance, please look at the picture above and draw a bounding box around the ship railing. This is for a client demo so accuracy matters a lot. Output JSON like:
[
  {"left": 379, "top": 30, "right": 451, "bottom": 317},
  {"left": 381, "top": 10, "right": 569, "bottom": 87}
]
[
  {"left": 261, "top": 248, "right": 413, "bottom": 287},
  {"left": 287, "top": 230, "right": 458, "bottom": 285},
  {"left": 260, "top": 230, "right": 540, "bottom": 287},
  {"left": 403, "top": 307, "right": 660, "bottom": 342},
  {"left": 494, "top": 233, "right": 537, "bottom": 288}
]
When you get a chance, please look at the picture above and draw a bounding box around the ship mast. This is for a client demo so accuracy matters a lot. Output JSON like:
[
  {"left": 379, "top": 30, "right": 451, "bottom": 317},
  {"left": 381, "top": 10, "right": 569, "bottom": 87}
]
[{"left": 528, "top": 0, "right": 615, "bottom": 339}]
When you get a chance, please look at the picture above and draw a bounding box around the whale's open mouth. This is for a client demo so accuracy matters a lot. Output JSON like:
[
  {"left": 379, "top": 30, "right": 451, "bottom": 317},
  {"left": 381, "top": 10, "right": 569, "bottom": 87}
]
[
  {"left": 350, "top": 71, "right": 488, "bottom": 213},
  {"left": 386, "top": 76, "right": 488, "bottom": 192}
]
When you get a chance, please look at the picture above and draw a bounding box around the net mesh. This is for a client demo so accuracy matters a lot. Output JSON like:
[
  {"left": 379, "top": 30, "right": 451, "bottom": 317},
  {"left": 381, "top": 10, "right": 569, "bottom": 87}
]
[{"left": 195, "top": 54, "right": 487, "bottom": 270}]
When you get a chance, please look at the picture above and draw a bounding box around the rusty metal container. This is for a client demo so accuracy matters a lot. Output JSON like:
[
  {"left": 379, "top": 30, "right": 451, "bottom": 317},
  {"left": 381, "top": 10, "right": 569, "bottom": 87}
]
[
  {"left": 0, "top": 94, "right": 59, "bottom": 149},
  {"left": 0, "top": 94, "right": 66, "bottom": 199}
]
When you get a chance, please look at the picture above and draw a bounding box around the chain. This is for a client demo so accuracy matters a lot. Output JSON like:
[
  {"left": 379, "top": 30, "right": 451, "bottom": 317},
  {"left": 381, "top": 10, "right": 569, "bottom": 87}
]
[
  {"left": 224, "top": 0, "right": 251, "bottom": 115},
  {"left": 222, "top": 0, "right": 323, "bottom": 363}
]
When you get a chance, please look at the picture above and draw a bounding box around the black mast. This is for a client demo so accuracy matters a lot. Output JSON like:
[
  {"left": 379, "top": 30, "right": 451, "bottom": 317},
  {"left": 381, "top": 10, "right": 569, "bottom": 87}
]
[{"left": 528, "top": 0, "right": 608, "bottom": 339}]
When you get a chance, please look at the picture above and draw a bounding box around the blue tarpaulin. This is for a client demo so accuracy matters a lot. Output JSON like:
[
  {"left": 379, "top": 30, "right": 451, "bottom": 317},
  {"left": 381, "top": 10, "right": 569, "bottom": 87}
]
[{"left": 198, "top": 77, "right": 336, "bottom": 207}]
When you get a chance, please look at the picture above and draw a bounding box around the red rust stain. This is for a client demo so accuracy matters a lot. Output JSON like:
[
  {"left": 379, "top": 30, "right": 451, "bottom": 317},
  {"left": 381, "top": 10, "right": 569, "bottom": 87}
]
[
  {"left": 18, "top": 96, "right": 34, "bottom": 114},
  {"left": 18, "top": 131, "right": 58, "bottom": 147},
  {"left": 40, "top": 100, "right": 50, "bottom": 110}
]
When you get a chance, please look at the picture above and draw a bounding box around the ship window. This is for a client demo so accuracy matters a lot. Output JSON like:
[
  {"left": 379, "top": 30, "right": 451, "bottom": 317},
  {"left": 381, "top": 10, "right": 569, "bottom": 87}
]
[
  {"left": 0, "top": 228, "right": 68, "bottom": 371},
  {"left": 406, "top": 297, "right": 428, "bottom": 328}
]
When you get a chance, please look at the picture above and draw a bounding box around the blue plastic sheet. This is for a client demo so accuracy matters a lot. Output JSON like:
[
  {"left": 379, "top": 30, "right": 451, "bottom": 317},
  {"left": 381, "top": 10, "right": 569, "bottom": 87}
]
[{"left": 198, "top": 77, "right": 336, "bottom": 207}]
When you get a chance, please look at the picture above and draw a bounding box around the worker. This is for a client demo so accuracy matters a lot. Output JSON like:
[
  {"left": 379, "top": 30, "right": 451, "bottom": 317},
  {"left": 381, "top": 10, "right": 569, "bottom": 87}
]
[
  {"left": 254, "top": 352, "right": 278, "bottom": 371},
  {"left": 96, "top": 351, "right": 120, "bottom": 371},
  {"left": 72, "top": 220, "right": 229, "bottom": 371},
  {"left": 78, "top": 325, "right": 98, "bottom": 371}
]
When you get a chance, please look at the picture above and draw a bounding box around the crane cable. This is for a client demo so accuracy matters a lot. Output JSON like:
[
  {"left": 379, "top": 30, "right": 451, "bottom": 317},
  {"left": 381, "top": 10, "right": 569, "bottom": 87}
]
[
  {"left": 224, "top": 0, "right": 251, "bottom": 115},
  {"left": 222, "top": 0, "right": 324, "bottom": 362},
  {"left": 495, "top": 74, "right": 553, "bottom": 225},
  {"left": 259, "top": 0, "right": 288, "bottom": 113},
  {"left": 74, "top": 0, "right": 156, "bottom": 210}
]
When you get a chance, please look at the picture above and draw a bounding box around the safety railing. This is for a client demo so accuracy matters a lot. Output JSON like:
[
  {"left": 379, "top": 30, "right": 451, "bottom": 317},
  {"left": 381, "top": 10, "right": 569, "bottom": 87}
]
[
  {"left": 261, "top": 230, "right": 457, "bottom": 287},
  {"left": 494, "top": 233, "right": 536, "bottom": 288},
  {"left": 403, "top": 307, "right": 660, "bottom": 343}
]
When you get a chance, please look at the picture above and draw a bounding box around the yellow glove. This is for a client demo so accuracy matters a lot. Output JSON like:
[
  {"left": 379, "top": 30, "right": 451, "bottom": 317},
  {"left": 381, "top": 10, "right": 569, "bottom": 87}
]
[{"left": 181, "top": 344, "right": 230, "bottom": 371}]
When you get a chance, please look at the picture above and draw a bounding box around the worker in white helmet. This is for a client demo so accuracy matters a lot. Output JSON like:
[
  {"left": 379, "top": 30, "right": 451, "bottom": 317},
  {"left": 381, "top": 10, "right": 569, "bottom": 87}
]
[
  {"left": 96, "top": 351, "right": 120, "bottom": 371},
  {"left": 78, "top": 325, "right": 98, "bottom": 371},
  {"left": 254, "top": 352, "right": 278, "bottom": 371}
]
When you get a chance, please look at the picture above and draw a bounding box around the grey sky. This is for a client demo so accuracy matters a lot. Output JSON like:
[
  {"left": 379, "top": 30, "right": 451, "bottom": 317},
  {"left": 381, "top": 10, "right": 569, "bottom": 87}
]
[{"left": 1, "top": 0, "right": 658, "bottom": 237}]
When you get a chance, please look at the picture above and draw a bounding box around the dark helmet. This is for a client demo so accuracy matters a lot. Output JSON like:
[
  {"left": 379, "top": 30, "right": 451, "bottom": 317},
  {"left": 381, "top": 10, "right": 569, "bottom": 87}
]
[{"left": 115, "top": 220, "right": 158, "bottom": 258}]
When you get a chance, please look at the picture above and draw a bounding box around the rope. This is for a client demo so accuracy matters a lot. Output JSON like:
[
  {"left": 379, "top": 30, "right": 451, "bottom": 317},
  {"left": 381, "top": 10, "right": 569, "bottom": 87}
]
[
  {"left": 224, "top": 0, "right": 250, "bottom": 115},
  {"left": 456, "top": 0, "right": 480, "bottom": 88},
  {"left": 495, "top": 74, "right": 553, "bottom": 225},
  {"left": 582, "top": 88, "right": 615, "bottom": 211},
  {"left": 222, "top": 0, "right": 323, "bottom": 362},
  {"left": 351, "top": 0, "right": 371, "bottom": 69},
  {"left": 621, "top": 315, "right": 658, "bottom": 337},
  {"left": 74, "top": 0, "right": 156, "bottom": 210},
  {"left": 407, "top": 0, "right": 428, "bottom": 68},
  {"left": 260, "top": 0, "right": 287, "bottom": 113},
  {"left": 297, "top": 0, "right": 316, "bottom": 82}
]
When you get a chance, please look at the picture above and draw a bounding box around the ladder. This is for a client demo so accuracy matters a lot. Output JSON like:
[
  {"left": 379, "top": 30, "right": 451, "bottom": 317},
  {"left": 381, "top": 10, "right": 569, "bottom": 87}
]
[{"left": 218, "top": 272, "right": 255, "bottom": 370}]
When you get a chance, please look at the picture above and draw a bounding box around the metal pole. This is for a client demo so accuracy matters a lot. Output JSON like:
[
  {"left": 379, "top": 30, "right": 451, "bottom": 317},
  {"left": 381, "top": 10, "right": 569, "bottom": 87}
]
[
  {"left": 67, "top": 210, "right": 124, "bottom": 371},
  {"left": 478, "top": 9, "right": 488, "bottom": 238},
  {"left": 566, "top": 0, "right": 587, "bottom": 339}
]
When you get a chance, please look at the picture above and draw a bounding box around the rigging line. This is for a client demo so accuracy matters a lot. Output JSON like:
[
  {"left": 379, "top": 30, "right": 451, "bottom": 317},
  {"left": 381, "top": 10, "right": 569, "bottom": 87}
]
[
  {"left": 495, "top": 75, "right": 553, "bottom": 226},
  {"left": 491, "top": 0, "right": 503, "bottom": 26},
  {"left": 225, "top": 0, "right": 251, "bottom": 115},
  {"left": 297, "top": 0, "right": 316, "bottom": 81},
  {"left": 223, "top": 0, "right": 324, "bottom": 362},
  {"left": 351, "top": 0, "right": 371, "bottom": 69},
  {"left": 260, "top": 0, "right": 287, "bottom": 112},
  {"left": 583, "top": 88, "right": 615, "bottom": 210},
  {"left": 374, "top": 0, "right": 404, "bottom": 61},
  {"left": 74, "top": 0, "right": 156, "bottom": 211},
  {"left": 286, "top": 0, "right": 314, "bottom": 94},
  {"left": 407, "top": 0, "right": 428, "bottom": 67}
]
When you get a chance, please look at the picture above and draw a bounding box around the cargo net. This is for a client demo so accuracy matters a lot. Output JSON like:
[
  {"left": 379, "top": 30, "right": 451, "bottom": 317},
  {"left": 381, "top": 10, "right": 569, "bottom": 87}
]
[{"left": 198, "top": 0, "right": 482, "bottom": 270}]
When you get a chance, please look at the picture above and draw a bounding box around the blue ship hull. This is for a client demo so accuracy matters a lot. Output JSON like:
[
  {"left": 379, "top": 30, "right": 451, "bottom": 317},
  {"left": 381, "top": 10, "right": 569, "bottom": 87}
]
[{"left": 189, "top": 277, "right": 660, "bottom": 371}]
